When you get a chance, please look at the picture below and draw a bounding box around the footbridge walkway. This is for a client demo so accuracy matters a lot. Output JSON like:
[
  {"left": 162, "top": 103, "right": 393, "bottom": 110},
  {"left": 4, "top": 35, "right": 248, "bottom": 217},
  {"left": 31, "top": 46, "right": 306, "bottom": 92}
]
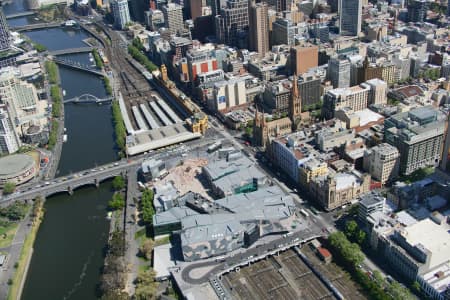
[
  {"left": 11, "top": 22, "right": 61, "bottom": 32},
  {"left": 49, "top": 47, "right": 93, "bottom": 56},
  {"left": 5, "top": 11, "right": 36, "bottom": 19},
  {"left": 53, "top": 57, "right": 104, "bottom": 76},
  {"left": 63, "top": 94, "right": 113, "bottom": 104}
]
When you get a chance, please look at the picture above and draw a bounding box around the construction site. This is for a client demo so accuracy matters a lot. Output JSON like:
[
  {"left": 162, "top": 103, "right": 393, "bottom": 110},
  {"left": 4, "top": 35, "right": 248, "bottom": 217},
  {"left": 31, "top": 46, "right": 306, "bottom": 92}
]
[{"left": 157, "top": 158, "right": 211, "bottom": 200}]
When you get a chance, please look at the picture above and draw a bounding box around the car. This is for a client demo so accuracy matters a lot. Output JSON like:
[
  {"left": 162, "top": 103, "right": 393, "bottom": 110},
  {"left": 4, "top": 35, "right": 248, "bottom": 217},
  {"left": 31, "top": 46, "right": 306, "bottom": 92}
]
[{"left": 114, "top": 162, "right": 119, "bottom": 166}]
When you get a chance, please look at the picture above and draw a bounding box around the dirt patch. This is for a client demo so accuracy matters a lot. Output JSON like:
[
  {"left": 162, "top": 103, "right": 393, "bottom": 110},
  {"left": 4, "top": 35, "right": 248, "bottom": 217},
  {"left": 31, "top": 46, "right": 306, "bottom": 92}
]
[{"left": 160, "top": 158, "right": 211, "bottom": 199}]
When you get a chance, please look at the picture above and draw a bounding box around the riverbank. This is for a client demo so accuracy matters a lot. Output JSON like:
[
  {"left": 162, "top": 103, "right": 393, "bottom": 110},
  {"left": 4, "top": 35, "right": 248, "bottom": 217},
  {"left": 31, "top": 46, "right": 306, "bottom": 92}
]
[
  {"left": 7, "top": 199, "right": 44, "bottom": 300},
  {"left": 112, "top": 101, "right": 126, "bottom": 157},
  {"left": 44, "top": 60, "right": 65, "bottom": 179}
]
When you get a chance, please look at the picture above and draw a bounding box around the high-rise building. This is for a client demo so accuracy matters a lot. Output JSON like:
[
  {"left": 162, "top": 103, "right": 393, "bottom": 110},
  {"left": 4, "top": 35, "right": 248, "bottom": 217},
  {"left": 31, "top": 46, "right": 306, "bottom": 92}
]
[
  {"left": 111, "top": 0, "right": 131, "bottom": 30},
  {"left": 190, "top": 0, "right": 207, "bottom": 21},
  {"left": 271, "top": 18, "right": 297, "bottom": 46},
  {"left": 339, "top": 0, "right": 362, "bottom": 36},
  {"left": 323, "top": 84, "right": 370, "bottom": 119},
  {"left": 0, "top": 106, "right": 20, "bottom": 154},
  {"left": 162, "top": 3, "right": 184, "bottom": 35},
  {"left": 360, "top": 78, "right": 387, "bottom": 105},
  {"left": 215, "top": 0, "right": 249, "bottom": 48},
  {"left": 407, "top": 0, "right": 428, "bottom": 22},
  {"left": 385, "top": 106, "right": 446, "bottom": 175},
  {"left": 298, "top": 72, "right": 321, "bottom": 108},
  {"left": 328, "top": 57, "right": 350, "bottom": 88},
  {"left": 268, "top": 0, "right": 289, "bottom": 12},
  {"left": 290, "top": 44, "right": 318, "bottom": 75},
  {"left": 249, "top": 1, "right": 269, "bottom": 58},
  {"left": 146, "top": 9, "right": 165, "bottom": 31},
  {"left": 289, "top": 74, "right": 302, "bottom": 128},
  {"left": 128, "top": 0, "right": 149, "bottom": 23},
  {"left": 0, "top": 6, "right": 11, "bottom": 52},
  {"left": 363, "top": 143, "right": 400, "bottom": 185},
  {"left": 441, "top": 114, "right": 450, "bottom": 171}
]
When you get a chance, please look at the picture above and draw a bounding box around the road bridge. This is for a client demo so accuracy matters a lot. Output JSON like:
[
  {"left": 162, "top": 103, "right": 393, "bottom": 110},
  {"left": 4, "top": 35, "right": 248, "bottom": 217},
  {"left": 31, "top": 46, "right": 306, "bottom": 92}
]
[
  {"left": 11, "top": 22, "right": 62, "bottom": 32},
  {"left": 53, "top": 58, "right": 104, "bottom": 76},
  {"left": 0, "top": 160, "right": 139, "bottom": 206},
  {"left": 5, "top": 11, "right": 36, "bottom": 19},
  {"left": 63, "top": 94, "right": 113, "bottom": 104},
  {"left": 49, "top": 47, "right": 93, "bottom": 56}
]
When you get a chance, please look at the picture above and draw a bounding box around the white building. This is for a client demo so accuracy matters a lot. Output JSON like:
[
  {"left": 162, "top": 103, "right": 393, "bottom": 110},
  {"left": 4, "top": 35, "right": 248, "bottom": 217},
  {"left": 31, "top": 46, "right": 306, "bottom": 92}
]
[
  {"left": 361, "top": 78, "right": 387, "bottom": 105},
  {"left": 323, "top": 84, "right": 370, "bottom": 119},
  {"left": 363, "top": 143, "right": 400, "bottom": 185},
  {"left": 0, "top": 68, "right": 47, "bottom": 140},
  {"left": 162, "top": 3, "right": 184, "bottom": 35},
  {"left": 111, "top": 0, "right": 131, "bottom": 30},
  {"left": 213, "top": 76, "right": 246, "bottom": 112}
]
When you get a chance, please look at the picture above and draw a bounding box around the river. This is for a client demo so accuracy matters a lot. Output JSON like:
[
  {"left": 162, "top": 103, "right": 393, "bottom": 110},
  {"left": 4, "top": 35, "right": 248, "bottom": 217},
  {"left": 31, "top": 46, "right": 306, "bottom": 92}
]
[{"left": 3, "top": 9, "right": 118, "bottom": 299}]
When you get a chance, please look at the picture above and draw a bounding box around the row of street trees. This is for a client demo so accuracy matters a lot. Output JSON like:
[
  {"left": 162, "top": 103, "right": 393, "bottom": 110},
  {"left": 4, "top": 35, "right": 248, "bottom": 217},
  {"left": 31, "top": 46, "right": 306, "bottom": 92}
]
[
  {"left": 108, "top": 176, "right": 126, "bottom": 210},
  {"left": 112, "top": 102, "right": 126, "bottom": 157},
  {"left": 328, "top": 231, "right": 414, "bottom": 300},
  {"left": 127, "top": 43, "right": 157, "bottom": 73},
  {"left": 92, "top": 49, "right": 104, "bottom": 69},
  {"left": 141, "top": 189, "right": 155, "bottom": 225}
]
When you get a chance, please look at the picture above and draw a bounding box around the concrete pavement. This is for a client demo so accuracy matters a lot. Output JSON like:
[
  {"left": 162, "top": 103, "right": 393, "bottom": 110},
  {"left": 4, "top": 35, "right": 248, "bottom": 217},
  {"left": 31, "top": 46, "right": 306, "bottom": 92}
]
[{"left": 0, "top": 212, "right": 32, "bottom": 299}]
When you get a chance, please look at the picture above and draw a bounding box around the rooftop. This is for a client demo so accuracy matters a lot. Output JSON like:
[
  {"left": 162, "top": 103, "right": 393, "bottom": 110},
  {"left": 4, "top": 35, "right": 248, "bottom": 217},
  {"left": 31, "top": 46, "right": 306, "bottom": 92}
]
[
  {"left": 420, "top": 262, "right": 450, "bottom": 295},
  {"left": 400, "top": 218, "right": 450, "bottom": 270},
  {"left": 0, "top": 154, "right": 35, "bottom": 177}
]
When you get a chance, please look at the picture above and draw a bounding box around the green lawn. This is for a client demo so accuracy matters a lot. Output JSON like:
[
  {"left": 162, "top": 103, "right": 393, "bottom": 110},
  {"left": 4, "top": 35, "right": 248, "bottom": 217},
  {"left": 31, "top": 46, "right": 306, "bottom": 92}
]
[
  {"left": 0, "top": 223, "right": 19, "bottom": 248},
  {"left": 7, "top": 203, "right": 43, "bottom": 300}
]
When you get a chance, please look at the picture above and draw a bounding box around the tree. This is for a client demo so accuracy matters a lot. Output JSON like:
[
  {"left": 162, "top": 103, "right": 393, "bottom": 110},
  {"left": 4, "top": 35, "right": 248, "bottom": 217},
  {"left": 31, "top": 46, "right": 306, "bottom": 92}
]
[
  {"left": 141, "top": 189, "right": 155, "bottom": 224},
  {"left": 245, "top": 126, "right": 253, "bottom": 138},
  {"left": 3, "top": 182, "right": 16, "bottom": 195},
  {"left": 329, "top": 231, "right": 364, "bottom": 267},
  {"left": 386, "top": 281, "right": 415, "bottom": 300},
  {"left": 101, "top": 290, "right": 129, "bottom": 300},
  {"left": 108, "top": 193, "right": 125, "bottom": 210},
  {"left": 355, "top": 230, "right": 366, "bottom": 245},
  {"left": 112, "top": 176, "right": 125, "bottom": 191},
  {"left": 135, "top": 269, "right": 158, "bottom": 300},
  {"left": 100, "top": 256, "right": 127, "bottom": 293},
  {"left": 345, "top": 220, "right": 358, "bottom": 239},
  {"left": 411, "top": 281, "right": 421, "bottom": 294},
  {"left": 107, "top": 230, "right": 126, "bottom": 257},
  {"left": 139, "top": 239, "right": 154, "bottom": 260}
]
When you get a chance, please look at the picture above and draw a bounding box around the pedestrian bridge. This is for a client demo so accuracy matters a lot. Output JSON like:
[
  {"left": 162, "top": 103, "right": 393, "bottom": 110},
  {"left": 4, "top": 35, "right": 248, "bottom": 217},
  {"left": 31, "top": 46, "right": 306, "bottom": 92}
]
[
  {"left": 49, "top": 47, "right": 93, "bottom": 56},
  {"left": 53, "top": 58, "right": 104, "bottom": 76},
  {"left": 11, "top": 22, "right": 61, "bottom": 32},
  {"left": 5, "top": 11, "right": 36, "bottom": 19},
  {"left": 63, "top": 94, "right": 113, "bottom": 104}
]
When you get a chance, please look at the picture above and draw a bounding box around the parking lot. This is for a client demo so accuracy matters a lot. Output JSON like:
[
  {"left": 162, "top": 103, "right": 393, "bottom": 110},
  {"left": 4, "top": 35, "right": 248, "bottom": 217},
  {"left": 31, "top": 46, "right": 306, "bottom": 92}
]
[{"left": 221, "top": 249, "right": 337, "bottom": 300}]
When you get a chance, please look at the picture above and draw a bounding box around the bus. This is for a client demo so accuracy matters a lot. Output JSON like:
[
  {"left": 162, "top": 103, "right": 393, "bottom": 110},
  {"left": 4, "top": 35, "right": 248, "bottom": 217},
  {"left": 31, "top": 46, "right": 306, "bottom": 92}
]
[
  {"left": 300, "top": 209, "right": 309, "bottom": 217},
  {"left": 207, "top": 141, "right": 222, "bottom": 153}
]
